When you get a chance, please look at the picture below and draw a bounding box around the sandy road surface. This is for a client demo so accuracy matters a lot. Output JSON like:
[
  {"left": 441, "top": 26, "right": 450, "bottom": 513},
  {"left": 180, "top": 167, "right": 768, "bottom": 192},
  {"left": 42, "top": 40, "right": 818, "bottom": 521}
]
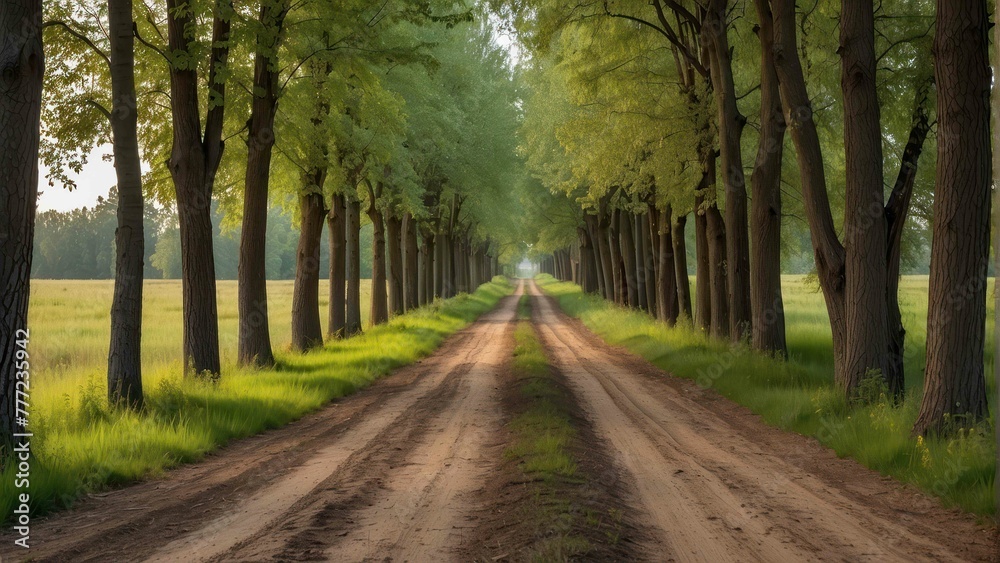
[
  {"left": 1, "top": 278, "right": 995, "bottom": 562},
  {"left": 528, "top": 279, "right": 995, "bottom": 562},
  {"left": 0, "top": 281, "right": 522, "bottom": 563}
]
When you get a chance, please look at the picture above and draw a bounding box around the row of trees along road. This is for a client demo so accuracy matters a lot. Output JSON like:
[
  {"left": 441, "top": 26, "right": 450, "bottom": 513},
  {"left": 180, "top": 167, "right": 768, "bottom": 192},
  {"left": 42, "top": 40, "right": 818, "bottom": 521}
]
[
  {"left": 499, "top": 0, "right": 995, "bottom": 438},
  {"left": 0, "top": 0, "right": 525, "bottom": 455}
]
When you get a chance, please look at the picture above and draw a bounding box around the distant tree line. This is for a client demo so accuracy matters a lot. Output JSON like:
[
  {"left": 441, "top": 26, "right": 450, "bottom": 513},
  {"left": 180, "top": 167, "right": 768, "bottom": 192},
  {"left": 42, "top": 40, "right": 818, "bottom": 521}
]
[{"left": 32, "top": 188, "right": 374, "bottom": 280}]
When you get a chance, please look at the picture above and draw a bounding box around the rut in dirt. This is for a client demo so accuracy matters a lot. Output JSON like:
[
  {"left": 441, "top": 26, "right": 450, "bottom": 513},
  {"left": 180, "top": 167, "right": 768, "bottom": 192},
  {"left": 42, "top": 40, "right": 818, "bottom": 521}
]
[
  {"left": 0, "top": 282, "right": 525, "bottom": 563},
  {"left": 0, "top": 278, "right": 995, "bottom": 563},
  {"left": 526, "top": 278, "right": 996, "bottom": 563}
]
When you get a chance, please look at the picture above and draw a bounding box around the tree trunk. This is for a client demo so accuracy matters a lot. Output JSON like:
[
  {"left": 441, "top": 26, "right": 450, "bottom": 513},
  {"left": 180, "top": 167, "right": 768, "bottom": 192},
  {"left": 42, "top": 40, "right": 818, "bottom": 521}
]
[
  {"left": 596, "top": 201, "right": 615, "bottom": 300},
  {"left": 345, "top": 196, "right": 362, "bottom": 336},
  {"left": 420, "top": 225, "right": 435, "bottom": 304},
  {"left": 107, "top": 0, "right": 145, "bottom": 408},
  {"left": 619, "top": 211, "right": 639, "bottom": 307},
  {"left": 584, "top": 213, "right": 606, "bottom": 298},
  {"left": 634, "top": 213, "right": 648, "bottom": 311},
  {"left": 839, "top": 0, "right": 891, "bottom": 393},
  {"left": 327, "top": 194, "right": 346, "bottom": 338},
  {"left": 694, "top": 194, "right": 711, "bottom": 331},
  {"left": 673, "top": 213, "right": 693, "bottom": 320},
  {"left": 641, "top": 213, "right": 657, "bottom": 315},
  {"left": 771, "top": 0, "right": 848, "bottom": 381},
  {"left": 576, "top": 227, "right": 597, "bottom": 293},
  {"left": 700, "top": 151, "right": 729, "bottom": 340},
  {"left": 0, "top": 0, "right": 43, "bottom": 450},
  {"left": 238, "top": 0, "right": 287, "bottom": 368},
  {"left": 749, "top": 0, "right": 787, "bottom": 357},
  {"left": 609, "top": 207, "right": 624, "bottom": 304},
  {"left": 913, "top": 0, "right": 991, "bottom": 435},
  {"left": 403, "top": 213, "right": 419, "bottom": 309},
  {"left": 291, "top": 189, "right": 325, "bottom": 351},
  {"left": 166, "top": 0, "right": 231, "bottom": 377},
  {"left": 705, "top": 0, "right": 752, "bottom": 342},
  {"left": 386, "top": 213, "right": 404, "bottom": 316},
  {"left": 654, "top": 206, "right": 679, "bottom": 325},
  {"left": 706, "top": 201, "right": 730, "bottom": 340},
  {"left": 884, "top": 80, "right": 931, "bottom": 397},
  {"left": 366, "top": 184, "right": 388, "bottom": 326}
]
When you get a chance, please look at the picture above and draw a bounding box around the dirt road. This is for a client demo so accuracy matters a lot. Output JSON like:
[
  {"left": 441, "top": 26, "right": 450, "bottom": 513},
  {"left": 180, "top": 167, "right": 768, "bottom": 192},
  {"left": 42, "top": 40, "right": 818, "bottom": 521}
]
[
  {"left": 527, "top": 280, "right": 995, "bottom": 562},
  {"left": 1, "top": 278, "right": 995, "bottom": 562}
]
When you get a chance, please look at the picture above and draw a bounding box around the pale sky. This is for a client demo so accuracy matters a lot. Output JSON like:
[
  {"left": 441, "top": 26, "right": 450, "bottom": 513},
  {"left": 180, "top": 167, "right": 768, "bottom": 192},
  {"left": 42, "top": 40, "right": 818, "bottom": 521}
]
[{"left": 38, "top": 145, "right": 118, "bottom": 212}]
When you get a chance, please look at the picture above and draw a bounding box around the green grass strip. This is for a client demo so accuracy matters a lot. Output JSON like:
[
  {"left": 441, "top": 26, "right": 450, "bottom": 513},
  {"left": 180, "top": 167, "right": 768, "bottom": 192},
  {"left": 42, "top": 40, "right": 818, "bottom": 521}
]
[
  {"left": 503, "top": 295, "right": 618, "bottom": 560},
  {"left": 535, "top": 274, "right": 996, "bottom": 517},
  {"left": 1, "top": 278, "right": 513, "bottom": 522}
]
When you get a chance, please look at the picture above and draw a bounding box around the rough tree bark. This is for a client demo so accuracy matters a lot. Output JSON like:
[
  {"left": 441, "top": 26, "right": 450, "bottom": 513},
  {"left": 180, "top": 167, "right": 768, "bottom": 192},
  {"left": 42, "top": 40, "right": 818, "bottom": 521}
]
[
  {"left": 291, "top": 189, "right": 325, "bottom": 352},
  {"left": 771, "top": 0, "right": 848, "bottom": 383},
  {"left": 609, "top": 206, "right": 624, "bottom": 304},
  {"left": 327, "top": 193, "right": 346, "bottom": 338},
  {"left": 238, "top": 0, "right": 288, "bottom": 368},
  {"left": 705, "top": 0, "right": 752, "bottom": 341},
  {"left": 0, "top": 0, "right": 43, "bottom": 451},
  {"left": 694, "top": 194, "right": 711, "bottom": 332},
  {"left": 913, "top": 0, "right": 991, "bottom": 435},
  {"left": 165, "top": 0, "right": 231, "bottom": 376},
  {"left": 654, "top": 206, "right": 679, "bottom": 325},
  {"left": 419, "top": 223, "right": 435, "bottom": 305},
  {"left": 632, "top": 214, "right": 655, "bottom": 314},
  {"left": 749, "top": 0, "right": 787, "bottom": 357},
  {"left": 884, "top": 80, "right": 932, "bottom": 397},
  {"left": 345, "top": 196, "right": 362, "bottom": 336},
  {"left": 584, "top": 213, "right": 606, "bottom": 298},
  {"left": 673, "top": 213, "right": 693, "bottom": 320},
  {"left": 840, "top": 0, "right": 891, "bottom": 392},
  {"left": 107, "top": 0, "right": 145, "bottom": 407},
  {"left": 641, "top": 213, "right": 657, "bottom": 314},
  {"left": 403, "top": 212, "right": 419, "bottom": 310},
  {"left": 386, "top": 213, "right": 404, "bottom": 315},
  {"left": 366, "top": 183, "right": 389, "bottom": 325},
  {"left": 596, "top": 195, "right": 616, "bottom": 300},
  {"left": 619, "top": 210, "right": 639, "bottom": 307},
  {"left": 699, "top": 151, "right": 730, "bottom": 340}
]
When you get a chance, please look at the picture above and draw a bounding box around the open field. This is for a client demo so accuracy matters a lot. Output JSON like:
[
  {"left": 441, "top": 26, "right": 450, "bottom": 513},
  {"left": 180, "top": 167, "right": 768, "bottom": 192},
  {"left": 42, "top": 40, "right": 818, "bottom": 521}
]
[
  {"left": 27, "top": 279, "right": 373, "bottom": 381},
  {"left": 537, "top": 274, "right": 997, "bottom": 516},
  {"left": 2, "top": 278, "right": 509, "bottom": 521}
]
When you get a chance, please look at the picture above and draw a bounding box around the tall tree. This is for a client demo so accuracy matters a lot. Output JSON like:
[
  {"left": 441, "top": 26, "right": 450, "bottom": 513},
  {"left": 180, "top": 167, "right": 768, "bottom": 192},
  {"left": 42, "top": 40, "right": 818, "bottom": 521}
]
[
  {"left": 238, "top": 0, "right": 289, "bottom": 368},
  {"left": 840, "top": 0, "right": 891, "bottom": 392},
  {"left": 367, "top": 180, "right": 390, "bottom": 324},
  {"left": 912, "top": 0, "right": 991, "bottom": 435},
  {"left": 0, "top": 0, "right": 44, "bottom": 453},
  {"left": 704, "top": 0, "right": 752, "bottom": 341},
  {"left": 165, "top": 0, "right": 233, "bottom": 376},
  {"left": 106, "top": 0, "right": 146, "bottom": 407},
  {"left": 328, "top": 193, "right": 347, "bottom": 337},
  {"left": 345, "top": 194, "right": 363, "bottom": 336},
  {"left": 748, "top": 0, "right": 786, "bottom": 356}
]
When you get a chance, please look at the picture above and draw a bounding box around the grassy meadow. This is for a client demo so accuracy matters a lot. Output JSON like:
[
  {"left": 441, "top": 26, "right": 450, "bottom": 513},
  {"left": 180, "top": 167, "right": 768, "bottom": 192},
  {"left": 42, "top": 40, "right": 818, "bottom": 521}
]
[
  {"left": 27, "top": 279, "right": 373, "bottom": 381},
  {"left": 3, "top": 278, "right": 511, "bottom": 521},
  {"left": 537, "top": 274, "right": 997, "bottom": 516}
]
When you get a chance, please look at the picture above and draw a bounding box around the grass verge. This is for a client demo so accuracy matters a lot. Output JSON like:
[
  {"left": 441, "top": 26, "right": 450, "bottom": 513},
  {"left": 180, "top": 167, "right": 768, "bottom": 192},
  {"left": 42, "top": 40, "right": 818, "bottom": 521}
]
[
  {"left": 1, "top": 278, "right": 512, "bottom": 522},
  {"left": 535, "top": 274, "right": 996, "bottom": 517},
  {"left": 502, "top": 294, "right": 624, "bottom": 559}
]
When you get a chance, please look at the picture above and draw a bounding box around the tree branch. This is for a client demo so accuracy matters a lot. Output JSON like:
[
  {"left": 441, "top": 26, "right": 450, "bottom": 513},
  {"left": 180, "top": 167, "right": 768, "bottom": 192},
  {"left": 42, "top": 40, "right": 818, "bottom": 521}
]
[{"left": 43, "top": 20, "right": 111, "bottom": 70}]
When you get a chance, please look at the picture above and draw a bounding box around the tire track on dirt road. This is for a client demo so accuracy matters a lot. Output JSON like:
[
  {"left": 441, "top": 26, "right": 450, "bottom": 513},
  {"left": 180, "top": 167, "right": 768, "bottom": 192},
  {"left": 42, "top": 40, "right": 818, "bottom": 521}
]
[
  {"left": 214, "top": 281, "right": 521, "bottom": 561},
  {"left": 528, "top": 279, "right": 996, "bottom": 563},
  {"left": 0, "top": 281, "right": 522, "bottom": 563}
]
